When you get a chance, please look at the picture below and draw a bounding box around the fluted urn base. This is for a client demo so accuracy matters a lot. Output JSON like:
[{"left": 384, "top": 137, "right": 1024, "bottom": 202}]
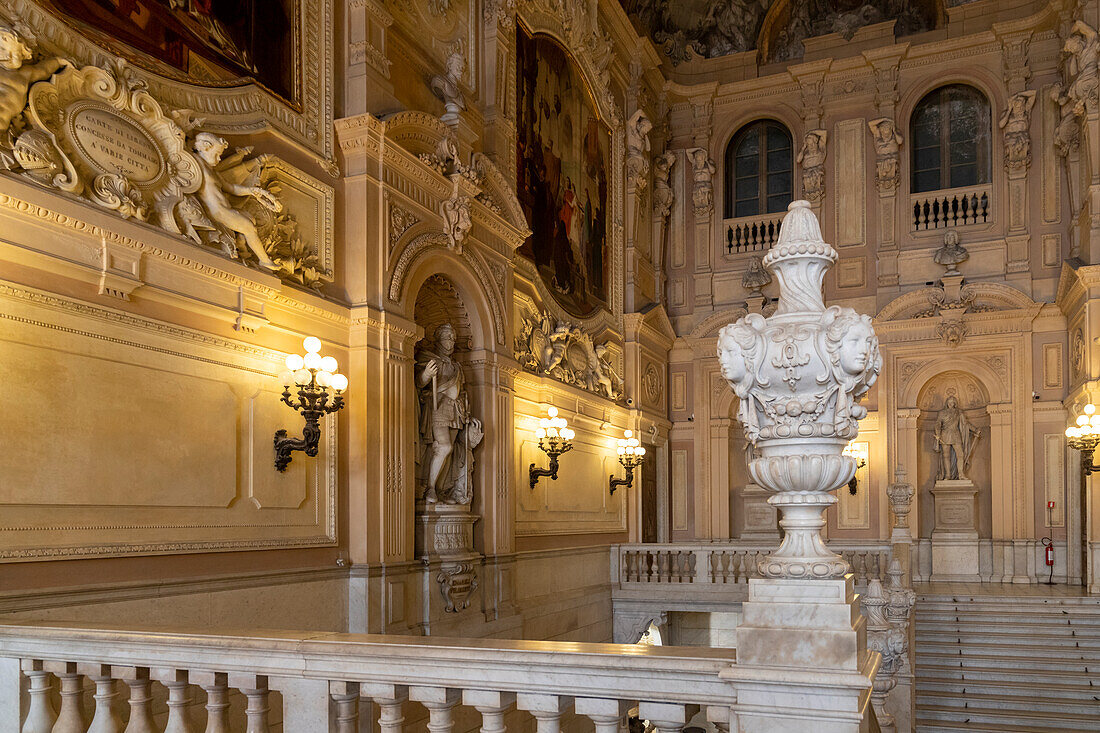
[{"left": 749, "top": 450, "right": 855, "bottom": 579}]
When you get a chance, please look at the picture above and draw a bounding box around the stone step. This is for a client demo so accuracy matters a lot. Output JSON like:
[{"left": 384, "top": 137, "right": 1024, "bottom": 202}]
[
  {"left": 915, "top": 650, "right": 1098, "bottom": 673},
  {"left": 916, "top": 609, "right": 1100, "bottom": 625},
  {"left": 914, "top": 718, "right": 1088, "bottom": 733},
  {"left": 916, "top": 688, "right": 1100, "bottom": 716},
  {"left": 916, "top": 662, "right": 1100, "bottom": 688},
  {"left": 916, "top": 703, "right": 1100, "bottom": 730},
  {"left": 916, "top": 629, "right": 1100, "bottom": 648},
  {"left": 916, "top": 599, "right": 1100, "bottom": 612},
  {"left": 915, "top": 640, "right": 1100, "bottom": 661}
]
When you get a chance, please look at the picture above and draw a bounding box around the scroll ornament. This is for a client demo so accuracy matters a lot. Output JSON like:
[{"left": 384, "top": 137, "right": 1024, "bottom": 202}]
[
  {"left": 717, "top": 200, "right": 881, "bottom": 579},
  {"left": 0, "top": 28, "right": 328, "bottom": 290}
]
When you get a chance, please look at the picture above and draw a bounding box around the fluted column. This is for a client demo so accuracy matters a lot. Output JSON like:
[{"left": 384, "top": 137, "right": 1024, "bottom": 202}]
[
  {"left": 463, "top": 690, "right": 514, "bottom": 733},
  {"left": 20, "top": 661, "right": 55, "bottom": 733},
  {"left": 517, "top": 693, "right": 572, "bottom": 733},
  {"left": 410, "top": 687, "right": 460, "bottom": 733},
  {"left": 50, "top": 662, "right": 85, "bottom": 733},
  {"left": 575, "top": 698, "right": 629, "bottom": 733}
]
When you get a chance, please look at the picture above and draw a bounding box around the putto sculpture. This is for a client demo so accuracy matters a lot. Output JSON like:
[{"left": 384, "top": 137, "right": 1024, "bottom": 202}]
[{"left": 717, "top": 200, "right": 880, "bottom": 578}]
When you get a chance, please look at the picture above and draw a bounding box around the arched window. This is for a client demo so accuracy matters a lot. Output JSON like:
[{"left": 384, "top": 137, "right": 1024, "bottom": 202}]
[
  {"left": 910, "top": 85, "right": 991, "bottom": 193},
  {"left": 724, "top": 120, "right": 793, "bottom": 219}
]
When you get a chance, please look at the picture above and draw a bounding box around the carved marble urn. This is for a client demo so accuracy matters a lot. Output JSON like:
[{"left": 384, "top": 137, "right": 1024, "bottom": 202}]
[{"left": 718, "top": 200, "right": 881, "bottom": 579}]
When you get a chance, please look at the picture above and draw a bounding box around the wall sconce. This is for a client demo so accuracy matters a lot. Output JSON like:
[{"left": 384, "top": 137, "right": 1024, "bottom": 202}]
[
  {"left": 842, "top": 441, "right": 868, "bottom": 495},
  {"left": 1066, "top": 403, "right": 1100, "bottom": 475},
  {"left": 609, "top": 430, "right": 646, "bottom": 495},
  {"left": 529, "top": 406, "right": 575, "bottom": 488},
  {"left": 275, "top": 337, "right": 347, "bottom": 472}
]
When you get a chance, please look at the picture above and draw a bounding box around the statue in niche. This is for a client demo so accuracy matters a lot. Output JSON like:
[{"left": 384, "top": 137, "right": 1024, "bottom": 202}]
[
  {"left": 687, "top": 147, "right": 715, "bottom": 218},
  {"left": 868, "top": 118, "right": 902, "bottom": 192},
  {"left": 1051, "top": 82, "right": 1081, "bottom": 158},
  {"left": 933, "top": 230, "right": 969, "bottom": 275},
  {"left": 625, "top": 109, "right": 652, "bottom": 191},
  {"left": 415, "top": 323, "right": 483, "bottom": 504},
  {"left": 933, "top": 395, "right": 980, "bottom": 481},
  {"left": 191, "top": 132, "right": 281, "bottom": 271},
  {"left": 1063, "top": 21, "right": 1098, "bottom": 116},
  {"left": 652, "top": 151, "right": 676, "bottom": 219}
]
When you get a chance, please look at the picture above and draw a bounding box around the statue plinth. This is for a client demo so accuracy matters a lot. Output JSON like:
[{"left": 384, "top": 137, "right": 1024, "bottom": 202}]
[
  {"left": 930, "top": 479, "right": 980, "bottom": 582},
  {"left": 415, "top": 502, "right": 481, "bottom": 614}
]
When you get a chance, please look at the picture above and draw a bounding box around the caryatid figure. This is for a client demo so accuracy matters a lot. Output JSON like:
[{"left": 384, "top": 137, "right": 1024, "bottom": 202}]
[{"left": 415, "top": 323, "right": 483, "bottom": 504}]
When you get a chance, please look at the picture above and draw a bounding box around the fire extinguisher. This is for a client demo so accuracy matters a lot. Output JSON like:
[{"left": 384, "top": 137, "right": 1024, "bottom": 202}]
[{"left": 1042, "top": 536, "right": 1055, "bottom": 585}]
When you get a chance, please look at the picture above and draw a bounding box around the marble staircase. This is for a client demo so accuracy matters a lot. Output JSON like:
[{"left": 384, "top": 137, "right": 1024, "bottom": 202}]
[{"left": 913, "top": 592, "right": 1100, "bottom": 732}]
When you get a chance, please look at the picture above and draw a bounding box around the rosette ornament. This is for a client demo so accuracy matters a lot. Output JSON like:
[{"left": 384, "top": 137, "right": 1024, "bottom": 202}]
[{"left": 717, "top": 200, "right": 881, "bottom": 579}]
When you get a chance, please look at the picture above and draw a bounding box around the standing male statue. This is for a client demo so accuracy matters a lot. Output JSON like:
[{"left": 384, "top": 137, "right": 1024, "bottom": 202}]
[
  {"left": 415, "top": 323, "right": 483, "bottom": 504},
  {"left": 933, "top": 395, "right": 980, "bottom": 481}
]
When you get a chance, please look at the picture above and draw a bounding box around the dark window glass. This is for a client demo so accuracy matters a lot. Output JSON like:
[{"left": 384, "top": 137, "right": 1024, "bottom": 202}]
[
  {"left": 724, "top": 120, "right": 794, "bottom": 218},
  {"left": 909, "top": 85, "right": 991, "bottom": 193}
]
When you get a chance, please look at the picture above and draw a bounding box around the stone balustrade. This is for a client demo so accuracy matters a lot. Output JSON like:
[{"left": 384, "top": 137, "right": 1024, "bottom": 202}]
[
  {"left": 722, "top": 212, "right": 784, "bottom": 254},
  {"left": 613, "top": 542, "right": 893, "bottom": 592},
  {"left": 909, "top": 184, "right": 992, "bottom": 231},
  {"left": 0, "top": 621, "right": 752, "bottom": 732}
]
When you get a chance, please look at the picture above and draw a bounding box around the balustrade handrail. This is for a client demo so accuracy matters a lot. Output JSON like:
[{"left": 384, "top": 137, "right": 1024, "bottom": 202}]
[
  {"left": 909, "top": 183, "right": 992, "bottom": 231},
  {"left": 0, "top": 621, "right": 737, "bottom": 705},
  {"left": 722, "top": 211, "right": 784, "bottom": 255}
]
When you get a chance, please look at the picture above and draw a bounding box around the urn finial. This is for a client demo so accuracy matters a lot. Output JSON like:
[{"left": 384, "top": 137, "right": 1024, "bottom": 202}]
[{"left": 763, "top": 200, "right": 838, "bottom": 316}]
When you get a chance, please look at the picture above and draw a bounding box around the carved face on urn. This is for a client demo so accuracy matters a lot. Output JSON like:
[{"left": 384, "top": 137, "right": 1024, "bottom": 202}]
[
  {"left": 0, "top": 29, "right": 31, "bottom": 70},
  {"left": 839, "top": 318, "right": 875, "bottom": 376},
  {"left": 716, "top": 328, "right": 747, "bottom": 385}
]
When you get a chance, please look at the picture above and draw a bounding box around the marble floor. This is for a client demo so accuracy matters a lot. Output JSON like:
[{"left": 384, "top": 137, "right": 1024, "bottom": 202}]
[{"left": 913, "top": 580, "right": 1095, "bottom": 597}]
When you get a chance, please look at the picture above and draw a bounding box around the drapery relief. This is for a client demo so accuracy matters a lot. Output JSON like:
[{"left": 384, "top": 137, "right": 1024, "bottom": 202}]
[
  {"left": 0, "top": 27, "right": 331, "bottom": 290},
  {"left": 515, "top": 308, "right": 623, "bottom": 401}
]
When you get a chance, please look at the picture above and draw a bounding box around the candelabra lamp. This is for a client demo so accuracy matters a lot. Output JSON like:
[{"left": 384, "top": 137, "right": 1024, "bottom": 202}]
[
  {"left": 609, "top": 430, "right": 646, "bottom": 495},
  {"left": 530, "top": 407, "right": 575, "bottom": 488},
  {"left": 842, "top": 441, "right": 868, "bottom": 495},
  {"left": 275, "top": 336, "right": 348, "bottom": 472},
  {"left": 1066, "top": 402, "right": 1100, "bottom": 475}
]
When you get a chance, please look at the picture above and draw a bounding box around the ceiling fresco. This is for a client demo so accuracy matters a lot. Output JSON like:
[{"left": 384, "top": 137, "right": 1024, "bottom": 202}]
[{"left": 619, "top": 0, "right": 941, "bottom": 65}]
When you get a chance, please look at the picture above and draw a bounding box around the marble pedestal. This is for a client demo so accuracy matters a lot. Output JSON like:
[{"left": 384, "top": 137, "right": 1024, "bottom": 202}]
[
  {"left": 415, "top": 503, "right": 481, "bottom": 620},
  {"left": 724, "top": 576, "right": 877, "bottom": 732},
  {"left": 930, "top": 479, "right": 980, "bottom": 582},
  {"left": 739, "top": 483, "right": 780, "bottom": 542}
]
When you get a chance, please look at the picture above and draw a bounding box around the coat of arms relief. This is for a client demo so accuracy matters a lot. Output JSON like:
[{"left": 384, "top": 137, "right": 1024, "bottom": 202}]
[{"left": 0, "top": 24, "right": 330, "bottom": 291}]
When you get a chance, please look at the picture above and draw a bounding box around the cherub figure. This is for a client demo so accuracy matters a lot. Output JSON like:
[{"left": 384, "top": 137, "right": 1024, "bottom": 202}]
[
  {"left": 192, "top": 132, "right": 280, "bottom": 271},
  {"left": 0, "top": 26, "right": 67, "bottom": 139}
]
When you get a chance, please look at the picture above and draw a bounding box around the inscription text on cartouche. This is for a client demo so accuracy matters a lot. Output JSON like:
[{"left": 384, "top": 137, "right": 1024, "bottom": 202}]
[{"left": 68, "top": 104, "right": 165, "bottom": 185}]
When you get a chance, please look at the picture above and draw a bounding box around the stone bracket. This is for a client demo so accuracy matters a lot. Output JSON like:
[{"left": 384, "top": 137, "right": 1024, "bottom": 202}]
[{"left": 97, "top": 238, "right": 143, "bottom": 301}]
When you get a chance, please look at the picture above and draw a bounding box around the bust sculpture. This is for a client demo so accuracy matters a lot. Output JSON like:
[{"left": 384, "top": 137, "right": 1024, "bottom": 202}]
[
  {"left": 415, "top": 323, "right": 483, "bottom": 504},
  {"left": 717, "top": 200, "right": 880, "bottom": 579},
  {"left": 933, "top": 395, "right": 979, "bottom": 481},
  {"left": 933, "top": 230, "right": 969, "bottom": 274}
]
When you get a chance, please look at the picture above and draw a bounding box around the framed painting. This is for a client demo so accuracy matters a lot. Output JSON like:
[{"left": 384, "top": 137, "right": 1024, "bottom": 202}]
[
  {"left": 37, "top": 0, "right": 299, "bottom": 105},
  {"left": 516, "top": 24, "right": 611, "bottom": 317}
]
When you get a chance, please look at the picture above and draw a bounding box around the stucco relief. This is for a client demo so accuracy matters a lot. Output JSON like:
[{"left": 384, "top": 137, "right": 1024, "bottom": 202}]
[
  {"left": 514, "top": 308, "right": 623, "bottom": 400},
  {"left": 0, "top": 29, "right": 330, "bottom": 289}
]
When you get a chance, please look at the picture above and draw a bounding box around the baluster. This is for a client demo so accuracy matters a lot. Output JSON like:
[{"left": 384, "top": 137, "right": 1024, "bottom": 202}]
[
  {"left": 156, "top": 670, "right": 196, "bottom": 733},
  {"left": 230, "top": 675, "right": 270, "bottom": 733},
  {"left": 857, "top": 553, "right": 869, "bottom": 585},
  {"left": 706, "top": 705, "right": 731, "bottom": 733},
  {"left": 193, "top": 672, "right": 229, "bottom": 733},
  {"left": 676, "top": 551, "right": 687, "bottom": 582},
  {"left": 518, "top": 693, "right": 572, "bottom": 733},
  {"left": 463, "top": 690, "right": 515, "bottom": 733},
  {"left": 960, "top": 192, "right": 972, "bottom": 224},
  {"left": 121, "top": 669, "right": 155, "bottom": 733},
  {"left": 20, "top": 661, "right": 55, "bottom": 733},
  {"left": 363, "top": 683, "right": 408, "bottom": 733},
  {"left": 410, "top": 686, "right": 460, "bottom": 733},
  {"left": 82, "top": 664, "right": 122, "bottom": 733},
  {"left": 980, "top": 191, "right": 989, "bottom": 221},
  {"left": 625, "top": 551, "right": 637, "bottom": 582},
  {"left": 658, "top": 551, "right": 670, "bottom": 582},
  {"left": 576, "top": 698, "right": 629, "bottom": 733},
  {"left": 640, "top": 702, "right": 693, "bottom": 733},
  {"left": 717, "top": 551, "right": 731, "bottom": 583},
  {"left": 48, "top": 662, "right": 85, "bottom": 733},
  {"left": 708, "top": 550, "right": 720, "bottom": 582},
  {"left": 330, "top": 682, "right": 360, "bottom": 733}
]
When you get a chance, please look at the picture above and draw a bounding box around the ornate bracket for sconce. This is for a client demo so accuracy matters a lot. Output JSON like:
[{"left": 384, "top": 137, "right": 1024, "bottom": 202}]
[
  {"left": 609, "top": 431, "right": 646, "bottom": 495},
  {"left": 275, "top": 338, "right": 347, "bottom": 472},
  {"left": 847, "top": 458, "right": 867, "bottom": 495},
  {"left": 529, "top": 407, "right": 574, "bottom": 488}
]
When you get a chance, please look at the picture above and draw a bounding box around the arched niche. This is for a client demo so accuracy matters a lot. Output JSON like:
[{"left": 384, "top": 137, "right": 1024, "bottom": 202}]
[{"left": 914, "top": 371, "right": 992, "bottom": 539}]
